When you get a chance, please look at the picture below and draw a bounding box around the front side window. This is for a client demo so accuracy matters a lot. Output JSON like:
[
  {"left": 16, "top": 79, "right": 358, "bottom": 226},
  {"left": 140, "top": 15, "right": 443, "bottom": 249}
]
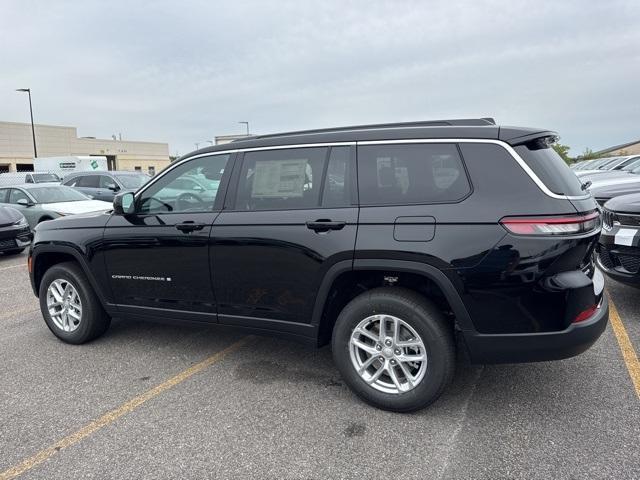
[
  {"left": 99, "top": 175, "right": 117, "bottom": 189},
  {"left": 235, "top": 147, "right": 328, "bottom": 211},
  {"left": 357, "top": 144, "right": 470, "bottom": 205},
  {"left": 9, "top": 189, "right": 30, "bottom": 204},
  {"left": 137, "top": 154, "right": 229, "bottom": 214}
]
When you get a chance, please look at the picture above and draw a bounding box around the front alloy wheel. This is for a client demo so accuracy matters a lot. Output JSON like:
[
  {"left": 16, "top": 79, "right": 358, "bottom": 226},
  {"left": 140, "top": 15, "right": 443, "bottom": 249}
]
[
  {"left": 39, "top": 262, "right": 111, "bottom": 344},
  {"left": 47, "top": 279, "right": 82, "bottom": 332},
  {"left": 349, "top": 314, "right": 427, "bottom": 394}
]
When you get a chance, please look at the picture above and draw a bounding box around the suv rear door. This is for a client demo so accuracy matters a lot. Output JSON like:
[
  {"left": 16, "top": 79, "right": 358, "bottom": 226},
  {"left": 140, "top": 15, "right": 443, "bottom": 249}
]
[{"left": 212, "top": 145, "right": 357, "bottom": 337}]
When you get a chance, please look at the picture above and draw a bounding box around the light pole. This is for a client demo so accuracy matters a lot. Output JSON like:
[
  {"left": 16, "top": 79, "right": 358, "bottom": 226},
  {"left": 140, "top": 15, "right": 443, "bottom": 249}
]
[
  {"left": 195, "top": 142, "right": 200, "bottom": 150},
  {"left": 16, "top": 88, "right": 37, "bottom": 158},
  {"left": 239, "top": 121, "right": 249, "bottom": 135}
]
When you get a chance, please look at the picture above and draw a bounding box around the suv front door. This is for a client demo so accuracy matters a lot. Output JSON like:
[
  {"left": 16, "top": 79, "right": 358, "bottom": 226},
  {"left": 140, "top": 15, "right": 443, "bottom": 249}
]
[
  {"left": 103, "top": 153, "right": 232, "bottom": 322},
  {"left": 212, "top": 145, "right": 357, "bottom": 336}
]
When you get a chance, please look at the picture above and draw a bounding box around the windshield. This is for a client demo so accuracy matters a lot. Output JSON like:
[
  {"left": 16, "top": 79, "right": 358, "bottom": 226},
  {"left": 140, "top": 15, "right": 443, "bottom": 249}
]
[
  {"left": 29, "top": 185, "right": 90, "bottom": 203},
  {"left": 115, "top": 174, "right": 150, "bottom": 189},
  {"left": 32, "top": 173, "right": 61, "bottom": 183},
  {"left": 622, "top": 159, "right": 640, "bottom": 171}
]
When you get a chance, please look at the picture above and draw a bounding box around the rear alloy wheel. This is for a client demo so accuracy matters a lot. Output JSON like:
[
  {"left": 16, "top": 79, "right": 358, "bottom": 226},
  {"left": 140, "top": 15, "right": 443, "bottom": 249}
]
[
  {"left": 349, "top": 314, "right": 428, "bottom": 394},
  {"left": 332, "top": 287, "right": 455, "bottom": 412}
]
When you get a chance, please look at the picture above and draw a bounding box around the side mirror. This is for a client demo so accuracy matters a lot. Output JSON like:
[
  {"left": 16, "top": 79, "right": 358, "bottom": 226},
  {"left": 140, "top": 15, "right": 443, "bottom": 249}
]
[
  {"left": 107, "top": 183, "right": 119, "bottom": 192},
  {"left": 17, "top": 198, "right": 34, "bottom": 207},
  {"left": 113, "top": 191, "right": 135, "bottom": 215}
]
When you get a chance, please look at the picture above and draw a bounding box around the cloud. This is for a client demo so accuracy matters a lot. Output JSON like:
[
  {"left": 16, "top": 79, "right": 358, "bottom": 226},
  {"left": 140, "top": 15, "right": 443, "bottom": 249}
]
[{"left": 1, "top": 0, "right": 639, "bottom": 156}]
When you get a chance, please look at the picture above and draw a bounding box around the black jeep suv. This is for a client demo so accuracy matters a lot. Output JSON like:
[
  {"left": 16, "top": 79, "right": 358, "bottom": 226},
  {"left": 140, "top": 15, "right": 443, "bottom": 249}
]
[{"left": 29, "top": 119, "right": 608, "bottom": 412}]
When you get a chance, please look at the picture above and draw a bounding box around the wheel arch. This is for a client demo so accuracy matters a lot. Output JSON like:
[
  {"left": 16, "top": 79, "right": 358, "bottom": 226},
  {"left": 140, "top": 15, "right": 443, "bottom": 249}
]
[
  {"left": 31, "top": 246, "right": 109, "bottom": 308},
  {"left": 312, "top": 259, "right": 474, "bottom": 346}
]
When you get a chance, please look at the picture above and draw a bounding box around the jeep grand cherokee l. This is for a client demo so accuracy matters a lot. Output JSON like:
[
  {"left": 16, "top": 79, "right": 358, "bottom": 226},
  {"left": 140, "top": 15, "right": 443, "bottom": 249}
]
[{"left": 28, "top": 119, "right": 608, "bottom": 412}]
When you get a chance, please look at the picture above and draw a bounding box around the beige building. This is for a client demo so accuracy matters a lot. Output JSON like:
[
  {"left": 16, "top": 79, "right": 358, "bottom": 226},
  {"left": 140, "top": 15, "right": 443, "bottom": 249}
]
[
  {"left": 0, "top": 120, "right": 170, "bottom": 174},
  {"left": 215, "top": 134, "right": 252, "bottom": 145},
  {"left": 596, "top": 139, "right": 640, "bottom": 156}
]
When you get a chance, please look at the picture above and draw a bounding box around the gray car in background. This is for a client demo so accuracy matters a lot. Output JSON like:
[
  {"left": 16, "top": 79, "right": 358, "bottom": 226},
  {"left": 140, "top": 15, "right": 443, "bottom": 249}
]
[
  {"left": 0, "top": 184, "right": 112, "bottom": 230},
  {"left": 62, "top": 171, "right": 150, "bottom": 202}
]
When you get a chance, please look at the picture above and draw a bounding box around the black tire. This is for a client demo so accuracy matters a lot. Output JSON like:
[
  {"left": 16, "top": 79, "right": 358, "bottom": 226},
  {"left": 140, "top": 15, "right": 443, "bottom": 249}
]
[
  {"left": 331, "top": 287, "right": 455, "bottom": 412},
  {"left": 39, "top": 262, "right": 111, "bottom": 344},
  {"left": 2, "top": 248, "right": 25, "bottom": 255}
]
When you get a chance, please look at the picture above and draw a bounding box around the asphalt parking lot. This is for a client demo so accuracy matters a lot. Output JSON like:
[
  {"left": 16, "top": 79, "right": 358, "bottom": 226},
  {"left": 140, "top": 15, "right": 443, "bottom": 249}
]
[{"left": 1, "top": 251, "right": 639, "bottom": 480}]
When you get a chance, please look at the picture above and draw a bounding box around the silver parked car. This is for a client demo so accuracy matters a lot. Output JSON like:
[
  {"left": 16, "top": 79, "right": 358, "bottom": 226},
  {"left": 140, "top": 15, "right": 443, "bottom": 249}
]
[{"left": 0, "top": 184, "right": 112, "bottom": 230}]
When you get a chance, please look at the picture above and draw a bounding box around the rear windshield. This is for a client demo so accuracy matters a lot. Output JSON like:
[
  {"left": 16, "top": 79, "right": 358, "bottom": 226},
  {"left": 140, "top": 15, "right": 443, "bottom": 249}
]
[
  {"left": 32, "top": 173, "right": 61, "bottom": 183},
  {"left": 514, "top": 142, "right": 585, "bottom": 196}
]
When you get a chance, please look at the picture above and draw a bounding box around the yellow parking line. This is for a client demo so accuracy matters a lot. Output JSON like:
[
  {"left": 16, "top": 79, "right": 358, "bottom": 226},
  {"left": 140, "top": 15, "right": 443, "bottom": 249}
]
[
  {"left": 0, "top": 336, "right": 252, "bottom": 480},
  {"left": 0, "top": 264, "right": 25, "bottom": 272},
  {"left": 609, "top": 298, "right": 640, "bottom": 400}
]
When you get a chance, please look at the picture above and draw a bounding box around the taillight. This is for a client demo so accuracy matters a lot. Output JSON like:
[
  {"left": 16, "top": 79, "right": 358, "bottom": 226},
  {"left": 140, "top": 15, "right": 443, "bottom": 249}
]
[
  {"left": 573, "top": 304, "right": 597, "bottom": 323},
  {"left": 500, "top": 211, "right": 600, "bottom": 236}
]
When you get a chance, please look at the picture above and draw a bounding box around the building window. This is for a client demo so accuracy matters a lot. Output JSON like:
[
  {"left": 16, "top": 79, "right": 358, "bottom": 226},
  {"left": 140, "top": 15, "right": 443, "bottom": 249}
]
[
  {"left": 134, "top": 166, "right": 142, "bottom": 172},
  {"left": 148, "top": 166, "right": 155, "bottom": 176}
]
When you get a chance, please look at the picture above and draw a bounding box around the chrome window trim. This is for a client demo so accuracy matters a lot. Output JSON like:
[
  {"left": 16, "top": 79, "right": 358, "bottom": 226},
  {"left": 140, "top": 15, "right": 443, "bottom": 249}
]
[
  {"left": 357, "top": 139, "right": 591, "bottom": 201},
  {"left": 135, "top": 143, "right": 354, "bottom": 199},
  {"left": 136, "top": 139, "right": 590, "bottom": 202}
]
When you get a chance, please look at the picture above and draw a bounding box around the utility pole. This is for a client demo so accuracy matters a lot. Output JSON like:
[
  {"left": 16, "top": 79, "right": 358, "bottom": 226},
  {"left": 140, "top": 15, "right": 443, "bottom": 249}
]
[{"left": 16, "top": 88, "right": 37, "bottom": 157}]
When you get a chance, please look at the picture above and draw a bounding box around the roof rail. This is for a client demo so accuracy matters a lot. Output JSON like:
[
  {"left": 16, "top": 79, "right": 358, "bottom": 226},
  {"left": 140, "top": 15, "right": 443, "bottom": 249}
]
[{"left": 241, "top": 118, "right": 496, "bottom": 141}]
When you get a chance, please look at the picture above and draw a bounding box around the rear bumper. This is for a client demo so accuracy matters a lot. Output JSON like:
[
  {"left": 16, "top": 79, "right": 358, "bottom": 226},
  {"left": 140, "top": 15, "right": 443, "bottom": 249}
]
[{"left": 462, "top": 293, "right": 608, "bottom": 364}]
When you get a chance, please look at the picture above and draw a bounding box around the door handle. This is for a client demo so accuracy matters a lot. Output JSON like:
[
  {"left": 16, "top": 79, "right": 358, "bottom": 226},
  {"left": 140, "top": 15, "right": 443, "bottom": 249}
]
[
  {"left": 306, "top": 219, "right": 346, "bottom": 232},
  {"left": 175, "top": 221, "right": 206, "bottom": 233}
]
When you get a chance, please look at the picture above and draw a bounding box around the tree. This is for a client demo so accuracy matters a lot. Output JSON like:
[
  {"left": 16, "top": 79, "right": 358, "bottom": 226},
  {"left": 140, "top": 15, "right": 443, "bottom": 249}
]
[
  {"left": 552, "top": 142, "right": 572, "bottom": 164},
  {"left": 578, "top": 148, "right": 604, "bottom": 161}
]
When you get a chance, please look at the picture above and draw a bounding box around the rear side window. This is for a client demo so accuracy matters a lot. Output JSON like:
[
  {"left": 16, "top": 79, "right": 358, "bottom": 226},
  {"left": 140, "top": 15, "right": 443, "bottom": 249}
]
[
  {"left": 76, "top": 175, "right": 100, "bottom": 188},
  {"left": 357, "top": 144, "right": 470, "bottom": 205},
  {"left": 514, "top": 142, "right": 585, "bottom": 196},
  {"left": 235, "top": 147, "right": 328, "bottom": 210}
]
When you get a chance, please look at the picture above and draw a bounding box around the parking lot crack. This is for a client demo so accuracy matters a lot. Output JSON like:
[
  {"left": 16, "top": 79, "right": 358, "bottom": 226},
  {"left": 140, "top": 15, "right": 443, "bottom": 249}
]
[{"left": 437, "top": 365, "right": 484, "bottom": 480}]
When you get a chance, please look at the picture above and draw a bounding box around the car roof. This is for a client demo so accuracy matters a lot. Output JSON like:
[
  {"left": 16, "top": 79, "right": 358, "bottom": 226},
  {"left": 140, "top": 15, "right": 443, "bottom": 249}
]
[
  {"left": 0, "top": 183, "right": 64, "bottom": 189},
  {"left": 65, "top": 170, "right": 143, "bottom": 176},
  {"left": 179, "top": 119, "right": 556, "bottom": 161}
]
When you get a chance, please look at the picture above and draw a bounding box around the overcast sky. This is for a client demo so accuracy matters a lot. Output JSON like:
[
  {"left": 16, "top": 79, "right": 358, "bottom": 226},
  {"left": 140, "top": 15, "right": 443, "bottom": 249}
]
[{"left": 1, "top": 0, "right": 638, "bottom": 157}]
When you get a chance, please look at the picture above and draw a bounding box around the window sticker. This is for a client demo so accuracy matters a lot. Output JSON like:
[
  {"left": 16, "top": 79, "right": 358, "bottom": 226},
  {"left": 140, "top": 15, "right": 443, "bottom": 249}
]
[{"left": 252, "top": 159, "right": 308, "bottom": 198}]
